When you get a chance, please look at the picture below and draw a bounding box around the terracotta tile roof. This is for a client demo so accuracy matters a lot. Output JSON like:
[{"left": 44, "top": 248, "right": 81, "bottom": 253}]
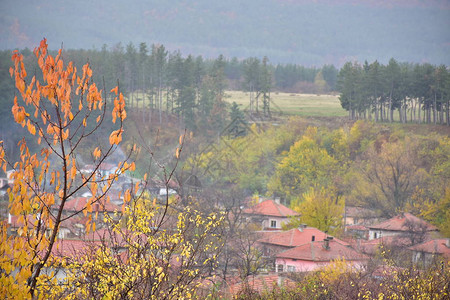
[
  {"left": 409, "top": 239, "right": 450, "bottom": 259},
  {"left": 346, "top": 224, "right": 368, "bottom": 231},
  {"left": 64, "top": 197, "right": 121, "bottom": 213},
  {"left": 258, "top": 227, "right": 349, "bottom": 247},
  {"left": 369, "top": 213, "right": 438, "bottom": 232},
  {"left": 357, "top": 236, "right": 415, "bottom": 255},
  {"left": 7, "top": 214, "right": 38, "bottom": 227},
  {"left": 83, "top": 228, "right": 129, "bottom": 245},
  {"left": 52, "top": 239, "right": 100, "bottom": 258},
  {"left": 229, "top": 274, "right": 295, "bottom": 295},
  {"left": 243, "top": 199, "right": 300, "bottom": 218},
  {"left": 276, "top": 240, "right": 368, "bottom": 262}
]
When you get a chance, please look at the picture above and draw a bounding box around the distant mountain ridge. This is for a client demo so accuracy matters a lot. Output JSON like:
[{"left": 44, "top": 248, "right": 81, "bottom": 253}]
[{"left": 1, "top": 0, "right": 449, "bottom": 66}]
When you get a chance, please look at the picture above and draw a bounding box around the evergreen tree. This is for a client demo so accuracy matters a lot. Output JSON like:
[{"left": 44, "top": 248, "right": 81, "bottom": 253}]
[{"left": 228, "top": 102, "right": 247, "bottom": 138}]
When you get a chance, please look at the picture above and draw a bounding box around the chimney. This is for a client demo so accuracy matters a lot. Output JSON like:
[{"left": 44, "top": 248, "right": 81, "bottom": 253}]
[
  {"left": 8, "top": 213, "right": 11, "bottom": 224},
  {"left": 323, "top": 237, "right": 330, "bottom": 250},
  {"left": 447, "top": 238, "right": 450, "bottom": 248},
  {"left": 298, "top": 224, "right": 307, "bottom": 232},
  {"left": 275, "top": 197, "right": 280, "bottom": 204}
]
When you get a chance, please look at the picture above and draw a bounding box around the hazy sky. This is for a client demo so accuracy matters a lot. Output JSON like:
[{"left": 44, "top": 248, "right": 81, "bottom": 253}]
[{"left": 1, "top": 0, "right": 449, "bottom": 66}]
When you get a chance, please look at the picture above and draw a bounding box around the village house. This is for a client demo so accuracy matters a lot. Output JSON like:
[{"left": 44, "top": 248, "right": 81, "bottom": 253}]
[
  {"left": 409, "top": 238, "right": 450, "bottom": 267},
  {"left": 62, "top": 197, "right": 121, "bottom": 217},
  {"left": 257, "top": 225, "right": 348, "bottom": 257},
  {"left": 344, "top": 206, "right": 382, "bottom": 227},
  {"left": 368, "top": 213, "right": 438, "bottom": 245},
  {"left": 242, "top": 198, "right": 300, "bottom": 230},
  {"left": 80, "top": 162, "right": 119, "bottom": 178},
  {"left": 275, "top": 237, "right": 368, "bottom": 273}
]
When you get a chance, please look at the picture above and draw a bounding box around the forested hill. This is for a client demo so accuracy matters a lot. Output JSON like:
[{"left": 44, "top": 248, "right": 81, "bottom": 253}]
[{"left": 1, "top": 0, "right": 449, "bottom": 66}]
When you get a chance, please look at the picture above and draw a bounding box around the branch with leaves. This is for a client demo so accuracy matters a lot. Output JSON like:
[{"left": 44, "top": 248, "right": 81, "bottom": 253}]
[{"left": 0, "top": 39, "right": 135, "bottom": 298}]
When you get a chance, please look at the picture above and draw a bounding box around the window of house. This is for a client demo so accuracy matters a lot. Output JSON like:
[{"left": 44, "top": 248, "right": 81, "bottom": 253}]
[
  {"left": 287, "top": 265, "right": 296, "bottom": 272},
  {"left": 270, "top": 220, "right": 277, "bottom": 228},
  {"left": 277, "top": 264, "right": 284, "bottom": 273}
]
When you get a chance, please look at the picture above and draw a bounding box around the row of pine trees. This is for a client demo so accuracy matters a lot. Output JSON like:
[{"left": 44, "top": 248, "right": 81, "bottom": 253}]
[{"left": 337, "top": 59, "right": 450, "bottom": 125}]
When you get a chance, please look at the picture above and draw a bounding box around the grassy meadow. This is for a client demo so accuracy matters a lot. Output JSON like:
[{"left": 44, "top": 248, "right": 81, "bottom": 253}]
[
  {"left": 225, "top": 91, "right": 347, "bottom": 117},
  {"left": 126, "top": 90, "right": 347, "bottom": 117}
]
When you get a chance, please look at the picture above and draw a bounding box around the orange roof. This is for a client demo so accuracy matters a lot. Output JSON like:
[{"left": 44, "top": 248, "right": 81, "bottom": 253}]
[
  {"left": 64, "top": 197, "right": 121, "bottom": 213},
  {"left": 243, "top": 199, "right": 299, "bottom": 218},
  {"left": 276, "top": 240, "right": 368, "bottom": 262},
  {"left": 7, "top": 214, "right": 38, "bottom": 227},
  {"left": 409, "top": 239, "right": 450, "bottom": 259},
  {"left": 258, "top": 227, "right": 349, "bottom": 247},
  {"left": 353, "top": 236, "right": 417, "bottom": 256},
  {"left": 52, "top": 239, "right": 100, "bottom": 258},
  {"left": 369, "top": 213, "right": 438, "bottom": 232}
]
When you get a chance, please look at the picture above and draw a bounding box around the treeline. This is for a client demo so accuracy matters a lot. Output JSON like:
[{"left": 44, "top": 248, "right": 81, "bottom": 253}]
[
  {"left": 338, "top": 59, "right": 450, "bottom": 125},
  {"left": 0, "top": 43, "right": 336, "bottom": 134}
]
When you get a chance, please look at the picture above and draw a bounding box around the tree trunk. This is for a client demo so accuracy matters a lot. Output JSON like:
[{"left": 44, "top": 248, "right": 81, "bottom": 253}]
[
  {"left": 433, "top": 93, "right": 437, "bottom": 124},
  {"left": 374, "top": 101, "right": 379, "bottom": 122},
  {"left": 445, "top": 100, "right": 450, "bottom": 126},
  {"left": 389, "top": 97, "right": 393, "bottom": 122},
  {"left": 418, "top": 99, "right": 422, "bottom": 124}
]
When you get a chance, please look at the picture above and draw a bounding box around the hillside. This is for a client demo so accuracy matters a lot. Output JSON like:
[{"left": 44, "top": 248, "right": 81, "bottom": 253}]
[{"left": 1, "top": 0, "right": 449, "bottom": 66}]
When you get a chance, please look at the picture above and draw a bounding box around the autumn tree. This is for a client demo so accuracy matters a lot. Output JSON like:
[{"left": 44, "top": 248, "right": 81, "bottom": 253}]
[
  {"left": 268, "top": 127, "right": 340, "bottom": 203},
  {"left": 45, "top": 193, "right": 224, "bottom": 299},
  {"left": 290, "top": 186, "right": 344, "bottom": 235},
  {"left": 350, "top": 136, "right": 428, "bottom": 217},
  {"left": 0, "top": 39, "right": 134, "bottom": 298}
]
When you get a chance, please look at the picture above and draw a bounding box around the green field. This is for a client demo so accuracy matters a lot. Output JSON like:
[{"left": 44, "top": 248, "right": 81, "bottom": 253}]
[
  {"left": 225, "top": 91, "right": 347, "bottom": 117},
  {"left": 127, "top": 90, "right": 347, "bottom": 117}
]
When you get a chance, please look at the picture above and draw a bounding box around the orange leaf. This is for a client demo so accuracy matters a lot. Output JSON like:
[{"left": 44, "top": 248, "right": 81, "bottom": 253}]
[
  {"left": 93, "top": 147, "right": 101, "bottom": 159},
  {"left": 110, "top": 86, "right": 118, "bottom": 95},
  {"left": 109, "top": 129, "right": 123, "bottom": 145}
]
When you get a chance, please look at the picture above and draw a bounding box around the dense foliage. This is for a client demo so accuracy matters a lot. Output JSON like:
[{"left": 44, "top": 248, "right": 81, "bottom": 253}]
[
  {"left": 337, "top": 60, "right": 450, "bottom": 125},
  {"left": 234, "top": 261, "right": 450, "bottom": 299},
  {"left": 188, "top": 118, "right": 450, "bottom": 235}
]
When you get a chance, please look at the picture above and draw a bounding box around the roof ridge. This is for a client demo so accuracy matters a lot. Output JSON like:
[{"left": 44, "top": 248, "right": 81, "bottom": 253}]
[{"left": 274, "top": 200, "right": 283, "bottom": 216}]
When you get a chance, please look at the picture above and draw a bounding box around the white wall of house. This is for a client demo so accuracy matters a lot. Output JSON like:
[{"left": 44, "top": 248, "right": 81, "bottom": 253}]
[
  {"left": 368, "top": 229, "right": 399, "bottom": 240},
  {"left": 262, "top": 217, "right": 288, "bottom": 230}
]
